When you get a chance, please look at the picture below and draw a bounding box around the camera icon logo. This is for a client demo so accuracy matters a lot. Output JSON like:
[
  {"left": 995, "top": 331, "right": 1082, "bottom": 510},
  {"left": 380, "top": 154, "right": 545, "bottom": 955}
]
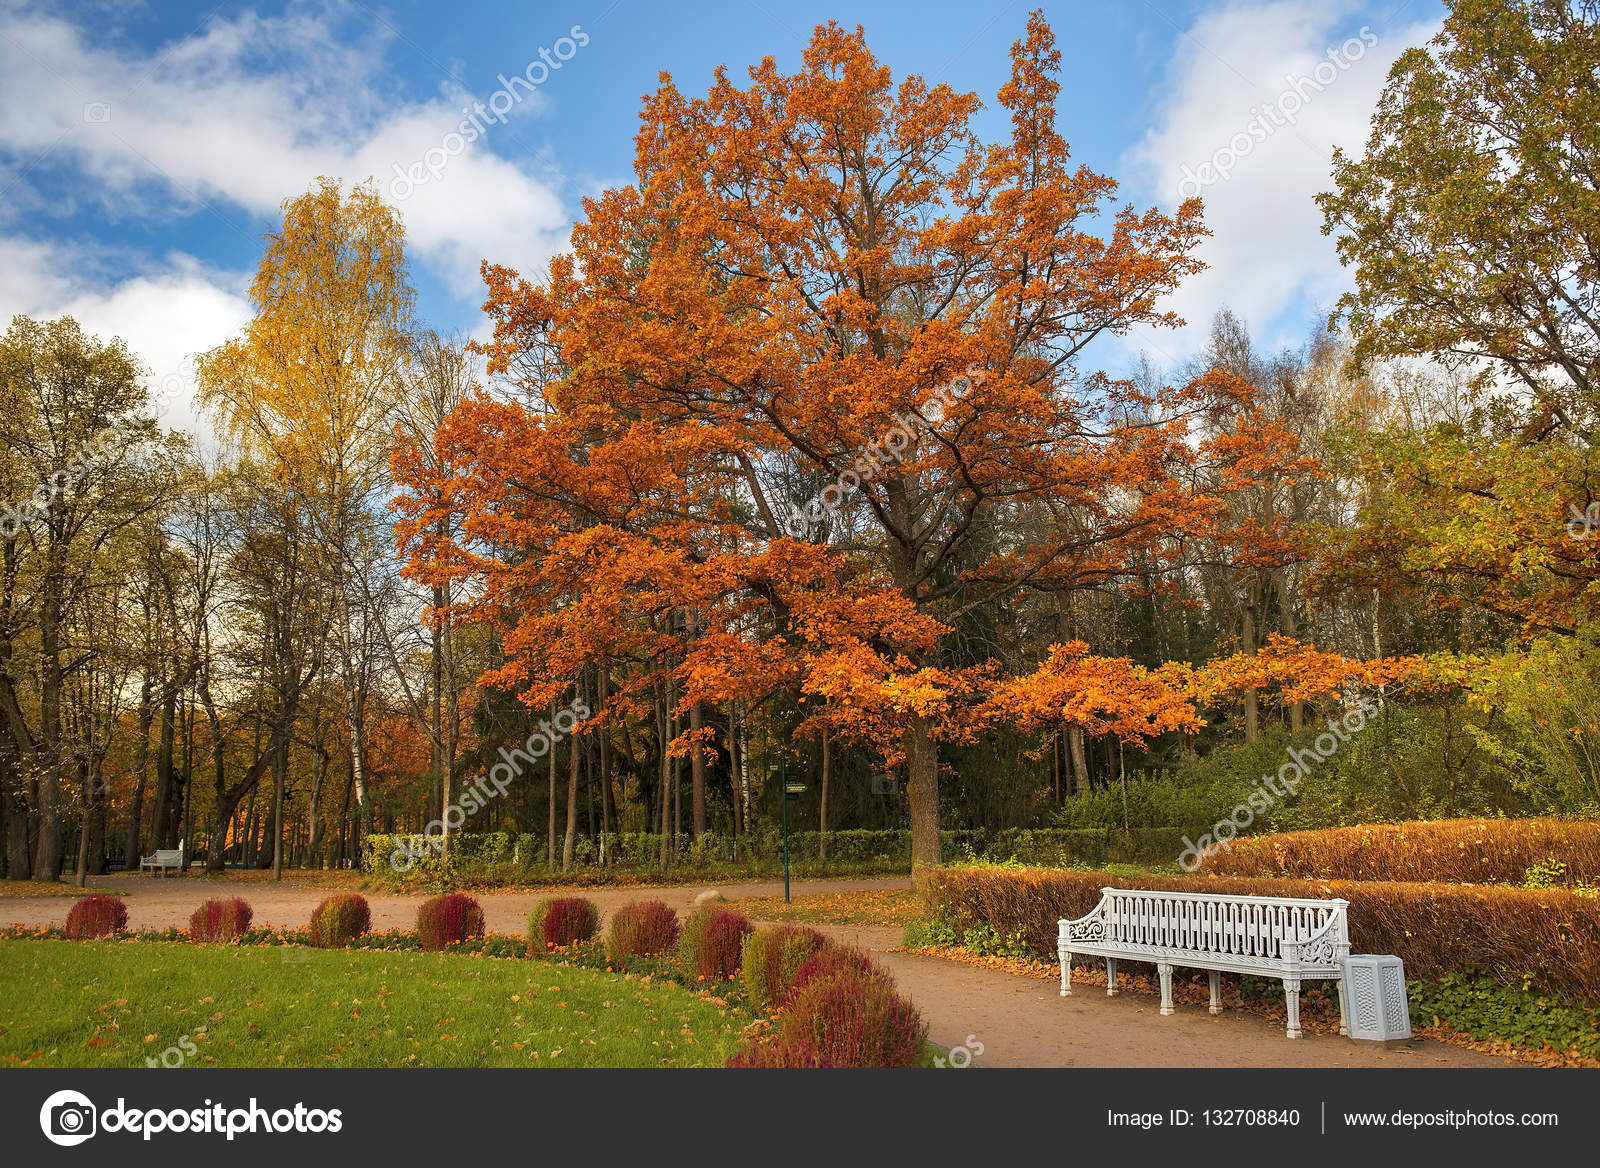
[
  {"left": 39, "top": 1089, "right": 97, "bottom": 1146},
  {"left": 82, "top": 103, "right": 111, "bottom": 123}
]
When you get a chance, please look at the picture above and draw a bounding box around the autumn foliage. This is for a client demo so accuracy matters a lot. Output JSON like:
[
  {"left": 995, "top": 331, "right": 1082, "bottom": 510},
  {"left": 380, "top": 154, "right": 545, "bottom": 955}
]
[
  {"left": 605, "top": 900, "right": 681, "bottom": 966},
  {"left": 1196, "top": 818, "right": 1600, "bottom": 885},
  {"left": 416, "top": 893, "right": 485, "bottom": 950},
  {"left": 64, "top": 894, "right": 128, "bottom": 940},
  {"left": 393, "top": 12, "right": 1317, "bottom": 869},
  {"left": 309, "top": 893, "right": 372, "bottom": 947},
  {"left": 188, "top": 897, "right": 254, "bottom": 942}
]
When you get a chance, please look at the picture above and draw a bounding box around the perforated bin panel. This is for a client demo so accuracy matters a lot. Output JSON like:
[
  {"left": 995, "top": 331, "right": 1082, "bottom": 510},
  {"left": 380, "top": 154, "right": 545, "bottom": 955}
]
[{"left": 1340, "top": 954, "right": 1412, "bottom": 1041}]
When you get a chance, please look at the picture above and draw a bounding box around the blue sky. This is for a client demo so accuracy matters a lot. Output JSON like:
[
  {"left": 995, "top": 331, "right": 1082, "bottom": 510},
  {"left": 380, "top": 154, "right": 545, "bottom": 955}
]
[{"left": 0, "top": 0, "right": 1443, "bottom": 430}]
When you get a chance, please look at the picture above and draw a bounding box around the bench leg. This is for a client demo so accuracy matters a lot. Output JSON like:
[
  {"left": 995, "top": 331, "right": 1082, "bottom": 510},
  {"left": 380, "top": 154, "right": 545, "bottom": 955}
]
[
  {"left": 1059, "top": 948, "right": 1072, "bottom": 997},
  {"left": 1105, "top": 958, "right": 1117, "bottom": 996},
  {"left": 1157, "top": 963, "right": 1174, "bottom": 1016},
  {"left": 1209, "top": 970, "right": 1222, "bottom": 1015},
  {"left": 1336, "top": 978, "right": 1348, "bottom": 1037},
  {"left": 1283, "top": 977, "right": 1302, "bottom": 1039}
]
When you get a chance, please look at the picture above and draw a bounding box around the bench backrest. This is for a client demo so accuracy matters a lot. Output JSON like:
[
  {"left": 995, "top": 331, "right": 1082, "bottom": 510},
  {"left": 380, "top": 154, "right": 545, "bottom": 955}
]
[
  {"left": 149, "top": 848, "right": 183, "bottom": 864},
  {"left": 1099, "top": 887, "right": 1347, "bottom": 963}
]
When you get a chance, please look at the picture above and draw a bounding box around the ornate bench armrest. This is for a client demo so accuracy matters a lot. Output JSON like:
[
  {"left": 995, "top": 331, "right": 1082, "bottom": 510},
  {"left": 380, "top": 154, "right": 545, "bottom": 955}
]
[
  {"left": 1058, "top": 891, "right": 1112, "bottom": 944},
  {"left": 1284, "top": 911, "right": 1346, "bottom": 968}
]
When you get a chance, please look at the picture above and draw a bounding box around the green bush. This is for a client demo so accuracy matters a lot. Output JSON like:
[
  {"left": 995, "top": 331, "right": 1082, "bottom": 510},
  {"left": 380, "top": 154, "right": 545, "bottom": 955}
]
[
  {"left": 678, "top": 909, "right": 754, "bottom": 981},
  {"left": 308, "top": 893, "right": 370, "bottom": 947},
  {"left": 741, "top": 925, "right": 827, "bottom": 1012}
]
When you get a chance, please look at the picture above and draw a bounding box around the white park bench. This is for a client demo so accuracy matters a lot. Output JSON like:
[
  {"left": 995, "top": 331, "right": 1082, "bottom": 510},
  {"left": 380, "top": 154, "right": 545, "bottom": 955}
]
[
  {"left": 1059, "top": 887, "right": 1350, "bottom": 1038},
  {"left": 138, "top": 840, "right": 185, "bottom": 876}
]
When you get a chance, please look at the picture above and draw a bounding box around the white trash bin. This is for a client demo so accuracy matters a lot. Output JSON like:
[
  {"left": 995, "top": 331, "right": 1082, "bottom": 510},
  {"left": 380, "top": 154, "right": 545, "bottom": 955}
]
[{"left": 1340, "top": 954, "right": 1412, "bottom": 1041}]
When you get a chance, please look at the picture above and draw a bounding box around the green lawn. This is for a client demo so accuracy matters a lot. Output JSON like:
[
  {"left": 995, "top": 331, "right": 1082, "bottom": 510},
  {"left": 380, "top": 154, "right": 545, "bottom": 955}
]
[{"left": 0, "top": 940, "right": 747, "bottom": 1068}]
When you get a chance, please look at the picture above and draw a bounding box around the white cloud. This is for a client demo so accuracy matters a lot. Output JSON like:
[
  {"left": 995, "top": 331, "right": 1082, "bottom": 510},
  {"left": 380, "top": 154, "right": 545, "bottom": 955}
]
[
  {"left": 0, "top": 2, "right": 575, "bottom": 297},
  {"left": 0, "top": 238, "right": 250, "bottom": 436},
  {"left": 1119, "top": 0, "right": 1440, "bottom": 364}
]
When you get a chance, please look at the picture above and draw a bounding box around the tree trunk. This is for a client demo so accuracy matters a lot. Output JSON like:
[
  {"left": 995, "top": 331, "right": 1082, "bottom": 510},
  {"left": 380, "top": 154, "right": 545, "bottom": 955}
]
[
  {"left": 561, "top": 708, "right": 579, "bottom": 871},
  {"left": 689, "top": 696, "right": 706, "bottom": 837},
  {"left": 1067, "top": 727, "right": 1089, "bottom": 796},
  {"left": 123, "top": 675, "right": 152, "bottom": 865},
  {"left": 1241, "top": 605, "right": 1260, "bottom": 743},
  {"left": 727, "top": 704, "right": 743, "bottom": 857},
  {"left": 906, "top": 712, "right": 940, "bottom": 877},
  {"left": 547, "top": 700, "right": 558, "bottom": 871},
  {"left": 598, "top": 665, "right": 614, "bottom": 839}
]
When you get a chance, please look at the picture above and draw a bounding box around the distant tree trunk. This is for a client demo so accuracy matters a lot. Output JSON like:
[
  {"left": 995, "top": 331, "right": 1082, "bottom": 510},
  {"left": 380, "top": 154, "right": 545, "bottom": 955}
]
[
  {"left": 906, "top": 712, "right": 939, "bottom": 877},
  {"left": 689, "top": 697, "right": 706, "bottom": 838},
  {"left": 562, "top": 712, "right": 579, "bottom": 871},
  {"left": 819, "top": 725, "right": 830, "bottom": 861},
  {"left": 727, "top": 704, "right": 743, "bottom": 857},
  {"left": 598, "top": 665, "right": 614, "bottom": 838},
  {"left": 1279, "top": 578, "right": 1303, "bottom": 733},
  {"left": 151, "top": 685, "right": 179, "bottom": 849},
  {"left": 271, "top": 733, "right": 287, "bottom": 880},
  {"left": 123, "top": 674, "right": 152, "bottom": 865},
  {"left": 1241, "top": 605, "right": 1260, "bottom": 742},
  {"left": 2, "top": 739, "right": 30, "bottom": 880},
  {"left": 547, "top": 699, "right": 558, "bottom": 871}
]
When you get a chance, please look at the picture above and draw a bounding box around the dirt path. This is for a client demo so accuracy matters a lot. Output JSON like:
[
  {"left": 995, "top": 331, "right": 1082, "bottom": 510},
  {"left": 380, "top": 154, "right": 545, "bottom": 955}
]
[
  {"left": 2, "top": 874, "right": 1514, "bottom": 1068},
  {"left": 770, "top": 922, "right": 1514, "bottom": 1069},
  {"left": 0, "top": 872, "right": 911, "bottom": 934}
]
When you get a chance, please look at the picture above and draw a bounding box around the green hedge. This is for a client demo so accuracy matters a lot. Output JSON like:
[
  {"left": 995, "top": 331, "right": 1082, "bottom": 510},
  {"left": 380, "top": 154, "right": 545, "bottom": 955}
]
[{"left": 362, "top": 825, "right": 1191, "bottom": 879}]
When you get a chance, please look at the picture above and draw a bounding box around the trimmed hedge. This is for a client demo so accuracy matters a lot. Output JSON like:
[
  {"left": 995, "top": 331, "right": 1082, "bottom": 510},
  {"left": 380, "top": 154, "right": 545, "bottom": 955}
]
[
  {"left": 309, "top": 893, "right": 371, "bottom": 947},
  {"left": 741, "top": 925, "right": 827, "bottom": 1012},
  {"left": 362, "top": 825, "right": 1190, "bottom": 878},
  {"left": 416, "top": 893, "right": 485, "bottom": 950},
  {"left": 64, "top": 894, "right": 127, "bottom": 939},
  {"left": 678, "top": 908, "right": 754, "bottom": 980},
  {"left": 1197, "top": 818, "right": 1600, "bottom": 886},
  {"left": 188, "top": 897, "right": 253, "bottom": 942},
  {"left": 528, "top": 897, "right": 600, "bottom": 953},
  {"left": 605, "top": 900, "right": 681, "bottom": 966},
  {"left": 923, "top": 866, "right": 1600, "bottom": 1004}
]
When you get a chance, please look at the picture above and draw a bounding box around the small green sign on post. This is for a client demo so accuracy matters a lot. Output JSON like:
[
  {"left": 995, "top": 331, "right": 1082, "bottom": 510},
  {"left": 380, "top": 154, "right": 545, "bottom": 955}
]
[{"left": 785, "top": 783, "right": 806, "bottom": 795}]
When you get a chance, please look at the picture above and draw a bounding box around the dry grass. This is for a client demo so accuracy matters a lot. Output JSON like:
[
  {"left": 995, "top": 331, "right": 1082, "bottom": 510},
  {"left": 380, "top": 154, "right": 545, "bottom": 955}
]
[
  {"left": 1198, "top": 818, "right": 1600, "bottom": 885},
  {"left": 732, "top": 888, "right": 921, "bottom": 927},
  {"left": 924, "top": 866, "right": 1600, "bottom": 1004},
  {"left": 0, "top": 881, "right": 126, "bottom": 899}
]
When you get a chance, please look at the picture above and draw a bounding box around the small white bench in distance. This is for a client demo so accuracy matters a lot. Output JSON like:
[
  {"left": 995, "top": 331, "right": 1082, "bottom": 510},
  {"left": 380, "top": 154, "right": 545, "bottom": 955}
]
[
  {"left": 1059, "top": 887, "right": 1350, "bottom": 1038},
  {"left": 138, "top": 840, "right": 185, "bottom": 876}
]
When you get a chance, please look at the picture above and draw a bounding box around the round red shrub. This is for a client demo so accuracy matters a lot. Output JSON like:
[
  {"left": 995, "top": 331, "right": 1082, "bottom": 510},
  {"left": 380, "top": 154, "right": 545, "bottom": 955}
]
[
  {"left": 188, "top": 897, "right": 253, "bottom": 942},
  {"left": 605, "top": 899, "right": 680, "bottom": 965},
  {"left": 417, "top": 893, "right": 485, "bottom": 950},
  {"left": 782, "top": 944, "right": 884, "bottom": 1006},
  {"left": 64, "top": 894, "right": 127, "bottom": 940},
  {"left": 725, "top": 1035, "right": 828, "bottom": 1068},
  {"left": 778, "top": 969, "right": 926, "bottom": 1068},
  {"left": 531, "top": 897, "right": 600, "bottom": 952},
  {"left": 696, "top": 910, "right": 755, "bottom": 980},
  {"left": 309, "top": 893, "right": 370, "bottom": 947}
]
